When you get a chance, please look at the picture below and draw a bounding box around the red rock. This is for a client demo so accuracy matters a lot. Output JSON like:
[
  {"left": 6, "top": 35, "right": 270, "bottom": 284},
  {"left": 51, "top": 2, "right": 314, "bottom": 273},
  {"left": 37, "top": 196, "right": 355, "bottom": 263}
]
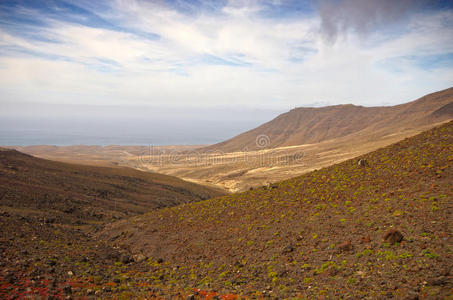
[
  {"left": 338, "top": 240, "right": 353, "bottom": 252},
  {"left": 383, "top": 229, "right": 403, "bottom": 244},
  {"left": 361, "top": 235, "right": 371, "bottom": 243}
]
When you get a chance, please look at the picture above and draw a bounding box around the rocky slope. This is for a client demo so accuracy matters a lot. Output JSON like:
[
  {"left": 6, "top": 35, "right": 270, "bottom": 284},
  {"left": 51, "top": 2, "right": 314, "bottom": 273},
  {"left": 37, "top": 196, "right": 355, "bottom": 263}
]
[
  {"left": 0, "top": 149, "right": 224, "bottom": 224},
  {"left": 202, "top": 87, "right": 453, "bottom": 152},
  {"left": 0, "top": 149, "right": 224, "bottom": 299},
  {"left": 100, "top": 121, "right": 453, "bottom": 298},
  {"left": 1, "top": 122, "right": 451, "bottom": 299}
]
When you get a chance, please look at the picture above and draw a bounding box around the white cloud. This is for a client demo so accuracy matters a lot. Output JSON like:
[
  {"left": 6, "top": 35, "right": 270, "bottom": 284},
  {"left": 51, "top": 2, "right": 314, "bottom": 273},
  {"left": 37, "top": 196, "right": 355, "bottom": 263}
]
[{"left": 0, "top": 0, "right": 452, "bottom": 110}]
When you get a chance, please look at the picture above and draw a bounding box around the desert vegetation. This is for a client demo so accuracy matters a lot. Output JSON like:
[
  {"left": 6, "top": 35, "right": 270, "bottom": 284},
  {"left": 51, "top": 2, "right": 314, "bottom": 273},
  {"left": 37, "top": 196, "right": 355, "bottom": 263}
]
[
  {"left": 2, "top": 0, "right": 453, "bottom": 298},
  {"left": 1, "top": 122, "right": 452, "bottom": 299},
  {"left": 99, "top": 120, "right": 452, "bottom": 298}
]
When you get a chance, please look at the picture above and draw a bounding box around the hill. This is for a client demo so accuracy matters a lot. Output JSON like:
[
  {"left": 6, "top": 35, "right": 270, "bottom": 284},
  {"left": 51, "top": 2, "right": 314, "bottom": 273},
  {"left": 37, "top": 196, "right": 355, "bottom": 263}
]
[
  {"left": 0, "top": 149, "right": 224, "bottom": 299},
  {"left": 99, "top": 120, "right": 453, "bottom": 298},
  {"left": 0, "top": 149, "right": 224, "bottom": 225},
  {"left": 202, "top": 87, "right": 453, "bottom": 152},
  {"left": 10, "top": 89, "right": 453, "bottom": 194}
]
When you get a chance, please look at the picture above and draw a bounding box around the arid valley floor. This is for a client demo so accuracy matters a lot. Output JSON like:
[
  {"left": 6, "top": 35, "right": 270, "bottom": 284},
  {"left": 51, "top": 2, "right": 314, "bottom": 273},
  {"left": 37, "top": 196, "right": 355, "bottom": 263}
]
[{"left": 1, "top": 88, "right": 452, "bottom": 299}]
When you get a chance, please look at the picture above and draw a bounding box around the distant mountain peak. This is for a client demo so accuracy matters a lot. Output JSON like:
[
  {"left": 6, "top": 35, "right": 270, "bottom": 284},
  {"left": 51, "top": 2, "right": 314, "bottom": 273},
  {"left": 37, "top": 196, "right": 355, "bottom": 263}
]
[{"left": 201, "top": 87, "right": 453, "bottom": 152}]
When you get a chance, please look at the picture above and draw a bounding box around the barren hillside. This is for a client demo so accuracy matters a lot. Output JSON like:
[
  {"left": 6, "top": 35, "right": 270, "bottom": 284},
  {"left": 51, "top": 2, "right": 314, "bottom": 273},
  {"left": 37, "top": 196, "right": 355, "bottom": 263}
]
[
  {"left": 0, "top": 149, "right": 224, "bottom": 224},
  {"left": 100, "top": 121, "right": 453, "bottom": 298},
  {"left": 202, "top": 87, "right": 453, "bottom": 152}
]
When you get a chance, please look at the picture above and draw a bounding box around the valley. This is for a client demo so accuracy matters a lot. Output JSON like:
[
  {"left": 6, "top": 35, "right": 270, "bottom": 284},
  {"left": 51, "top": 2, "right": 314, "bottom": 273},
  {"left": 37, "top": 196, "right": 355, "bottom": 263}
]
[
  {"left": 2, "top": 1, "right": 453, "bottom": 298},
  {"left": 16, "top": 88, "right": 453, "bottom": 193},
  {"left": 2, "top": 118, "right": 451, "bottom": 299},
  {"left": 1, "top": 89, "right": 452, "bottom": 299},
  {"left": 99, "top": 119, "right": 453, "bottom": 298}
]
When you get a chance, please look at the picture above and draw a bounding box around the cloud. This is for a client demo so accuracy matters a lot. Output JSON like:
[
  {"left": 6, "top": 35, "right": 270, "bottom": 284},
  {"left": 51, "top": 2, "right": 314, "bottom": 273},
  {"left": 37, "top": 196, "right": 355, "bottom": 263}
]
[
  {"left": 318, "top": 0, "right": 427, "bottom": 44},
  {"left": 0, "top": 0, "right": 452, "bottom": 111}
]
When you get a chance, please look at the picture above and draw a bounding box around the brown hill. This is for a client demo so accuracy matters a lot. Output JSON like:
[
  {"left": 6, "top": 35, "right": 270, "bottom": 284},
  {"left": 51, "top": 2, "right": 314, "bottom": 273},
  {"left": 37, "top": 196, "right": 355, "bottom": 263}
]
[
  {"left": 0, "top": 148, "right": 224, "bottom": 225},
  {"left": 0, "top": 149, "right": 224, "bottom": 299},
  {"left": 100, "top": 120, "right": 453, "bottom": 298},
  {"left": 432, "top": 101, "right": 453, "bottom": 118},
  {"left": 202, "top": 87, "right": 453, "bottom": 152}
]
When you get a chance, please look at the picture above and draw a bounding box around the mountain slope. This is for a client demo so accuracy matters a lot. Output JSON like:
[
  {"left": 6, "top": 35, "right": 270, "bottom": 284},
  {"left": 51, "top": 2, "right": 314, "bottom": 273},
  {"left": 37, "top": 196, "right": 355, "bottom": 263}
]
[
  {"left": 202, "top": 87, "right": 453, "bottom": 152},
  {"left": 101, "top": 120, "right": 453, "bottom": 298},
  {"left": 0, "top": 149, "right": 225, "bottom": 299},
  {"left": 0, "top": 149, "right": 224, "bottom": 224}
]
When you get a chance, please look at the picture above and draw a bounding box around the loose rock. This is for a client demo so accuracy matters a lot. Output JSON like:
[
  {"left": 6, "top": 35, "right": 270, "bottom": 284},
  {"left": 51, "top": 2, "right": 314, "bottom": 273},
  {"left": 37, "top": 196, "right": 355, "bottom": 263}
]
[
  {"left": 134, "top": 254, "right": 147, "bottom": 263},
  {"left": 358, "top": 159, "right": 368, "bottom": 167},
  {"left": 121, "top": 255, "right": 132, "bottom": 264},
  {"left": 383, "top": 229, "right": 403, "bottom": 244},
  {"left": 63, "top": 285, "right": 72, "bottom": 294},
  {"left": 338, "top": 240, "right": 353, "bottom": 252},
  {"left": 360, "top": 235, "right": 371, "bottom": 243},
  {"left": 281, "top": 244, "right": 294, "bottom": 254}
]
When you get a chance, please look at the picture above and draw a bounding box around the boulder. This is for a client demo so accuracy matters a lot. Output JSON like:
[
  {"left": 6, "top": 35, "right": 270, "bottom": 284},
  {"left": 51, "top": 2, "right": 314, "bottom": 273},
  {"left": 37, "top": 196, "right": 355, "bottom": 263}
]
[
  {"left": 358, "top": 159, "right": 368, "bottom": 167},
  {"left": 281, "top": 244, "right": 294, "bottom": 254},
  {"left": 383, "top": 229, "right": 403, "bottom": 244},
  {"left": 338, "top": 240, "right": 353, "bottom": 252},
  {"left": 134, "top": 254, "right": 147, "bottom": 263},
  {"left": 63, "top": 285, "right": 72, "bottom": 294},
  {"left": 360, "top": 235, "right": 371, "bottom": 243},
  {"left": 121, "top": 255, "right": 132, "bottom": 264}
]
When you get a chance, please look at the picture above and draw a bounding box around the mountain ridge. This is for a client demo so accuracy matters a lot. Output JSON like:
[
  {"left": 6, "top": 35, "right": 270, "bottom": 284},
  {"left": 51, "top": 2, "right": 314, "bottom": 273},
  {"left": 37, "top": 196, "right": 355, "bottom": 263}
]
[{"left": 201, "top": 87, "right": 453, "bottom": 152}]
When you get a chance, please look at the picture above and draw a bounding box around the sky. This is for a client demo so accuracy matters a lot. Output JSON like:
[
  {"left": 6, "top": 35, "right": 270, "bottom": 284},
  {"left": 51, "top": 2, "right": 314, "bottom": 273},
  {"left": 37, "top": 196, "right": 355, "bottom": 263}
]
[{"left": 1, "top": 0, "right": 453, "bottom": 145}]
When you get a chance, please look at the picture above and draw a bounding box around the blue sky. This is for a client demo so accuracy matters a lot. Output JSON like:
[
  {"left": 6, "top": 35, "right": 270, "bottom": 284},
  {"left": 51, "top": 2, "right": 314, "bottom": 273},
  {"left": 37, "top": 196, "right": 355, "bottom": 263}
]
[{"left": 1, "top": 0, "right": 453, "bottom": 110}]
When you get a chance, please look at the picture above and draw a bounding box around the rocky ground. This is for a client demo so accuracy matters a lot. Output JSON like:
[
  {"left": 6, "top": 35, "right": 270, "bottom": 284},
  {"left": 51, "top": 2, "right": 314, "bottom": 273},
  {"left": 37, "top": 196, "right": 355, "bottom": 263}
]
[
  {"left": 100, "top": 121, "right": 453, "bottom": 299},
  {"left": 0, "top": 122, "right": 452, "bottom": 299},
  {"left": 0, "top": 211, "right": 234, "bottom": 299},
  {"left": 0, "top": 149, "right": 223, "bottom": 299}
]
